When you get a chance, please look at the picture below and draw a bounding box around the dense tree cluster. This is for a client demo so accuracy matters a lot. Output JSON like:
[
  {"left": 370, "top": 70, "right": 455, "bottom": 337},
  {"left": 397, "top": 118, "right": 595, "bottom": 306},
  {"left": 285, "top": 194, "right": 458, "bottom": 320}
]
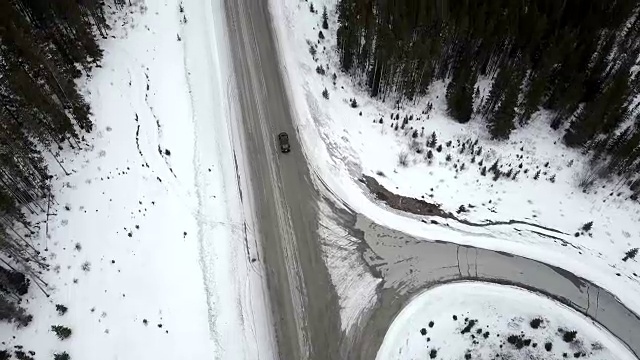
[
  {"left": 337, "top": 0, "right": 640, "bottom": 190},
  {"left": 0, "top": 0, "right": 106, "bottom": 322}
]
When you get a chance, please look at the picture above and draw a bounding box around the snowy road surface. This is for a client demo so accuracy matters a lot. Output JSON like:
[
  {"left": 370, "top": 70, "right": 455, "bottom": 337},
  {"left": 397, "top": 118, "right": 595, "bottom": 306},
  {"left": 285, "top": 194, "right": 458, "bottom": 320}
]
[{"left": 223, "top": 0, "right": 342, "bottom": 359}]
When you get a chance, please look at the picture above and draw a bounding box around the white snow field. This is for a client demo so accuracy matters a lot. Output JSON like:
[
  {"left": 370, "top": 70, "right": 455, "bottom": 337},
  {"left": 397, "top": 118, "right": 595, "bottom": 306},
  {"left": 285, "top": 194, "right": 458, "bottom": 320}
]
[
  {"left": 269, "top": 0, "right": 640, "bottom": 319},
  {"left": 0, "top": 0, "right": 275, "bottom": 359},
  {"left": 376, "top": 282, "right": 637, "bottom": 360}
]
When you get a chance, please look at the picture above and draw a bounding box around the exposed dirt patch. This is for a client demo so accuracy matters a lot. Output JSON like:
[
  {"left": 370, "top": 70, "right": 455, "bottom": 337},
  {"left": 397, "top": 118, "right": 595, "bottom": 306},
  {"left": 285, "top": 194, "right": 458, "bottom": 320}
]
[{"left": 360, "top": 175, "right": 566, "bottom": 235}]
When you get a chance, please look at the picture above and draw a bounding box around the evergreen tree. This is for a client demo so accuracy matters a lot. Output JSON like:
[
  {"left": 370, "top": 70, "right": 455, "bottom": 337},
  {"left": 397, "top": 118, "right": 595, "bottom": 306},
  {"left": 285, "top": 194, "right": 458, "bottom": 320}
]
[
  {"left": 322, "top": 6, "right": 329, "bottom": 30},
  {"left": 335, "top": 0, "right": 640, "bottom": 187},
  {"left": 0, "top": 0, "right": 106, "bottom": 325},
  {"left": 488, "top": 67, "right": 523, "bottom": 139},
  {"left": 446, "top": 66, "right": 475, "bottom": 124}
]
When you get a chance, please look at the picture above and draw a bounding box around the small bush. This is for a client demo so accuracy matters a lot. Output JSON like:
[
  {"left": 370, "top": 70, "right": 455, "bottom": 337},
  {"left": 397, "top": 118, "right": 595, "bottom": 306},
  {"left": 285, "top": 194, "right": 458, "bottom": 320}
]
[
  {"left": 54, "top": 352, "right": 70, "bottom": 360},
  {"left": 51, "top": 325, "right": 72, "bottom": 340},
  {"left": 315, "top": 65, "right": 325, "bottom": 75},
  {"left": 549, "top": 174, "right": 556, "bottom": 183},
  {"left": 309, "top": 2, "right": 315, "bottom": 12},
  {"left": 436, "top": 144, "right": 442, "bottom": 153},
  {"left": 350, "top": 98, "right": 358, "bottom": 108},
  {"left": 581, "top": 221, "right": 593, "bottom": 232},
  {"left": 13, "top": 351, "right": 34, "bottom": 360},
  {"left": 55, "top": 304, "right": 68, "bottom": 316},
  {"left": 481, "top": 166, "right": 487, "bottom": 176},
  {"left": 429, "top": 349, "right": 437, "bottom": 359},
  {"left": 562, "top": 330, "right": 577, "bottom": 343},
  {"left": 533, "top": 170, "right": 541, "bottom": 180},
  {"left": 308, "top": 44, "right": 317, "bottom": 58},
  {"left": 426, "top": 150, "right": 433, "bottom": 160},
  {"left": 530, "top": 318, "right": 543, "bottom": 329},
  {"left": 445, "top": 154, "right": 452, "bottom": 162},
  {"left": 318, "top": 30, "right": 324, "bottom": 40},
  {"left": 322, "top": 88, "right": 329, "bottom": 99},
  {"left": 623, "top": 248, "right": 639, "bottom": 262},
  {"left": 398, "top": 152, "right": 408, "bottom": 167},
  {"left": 81, "top": 261, "right": 91, "bottom": 272}
]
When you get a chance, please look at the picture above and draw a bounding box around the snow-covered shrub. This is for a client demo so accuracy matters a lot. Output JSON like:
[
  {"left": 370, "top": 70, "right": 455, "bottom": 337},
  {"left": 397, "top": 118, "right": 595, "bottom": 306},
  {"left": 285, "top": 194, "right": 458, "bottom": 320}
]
[
  {"left": 54, "top": 352, "right": 70, "bottom": 360},
  {"left": 51, "top": 325, "right": 72, "bottom": 340},
  {"left": 398, "top": 152, "right": 409, "bottom": 167},
  {"left": 55, "top": 304, "right": 68, "bottom": 316}
]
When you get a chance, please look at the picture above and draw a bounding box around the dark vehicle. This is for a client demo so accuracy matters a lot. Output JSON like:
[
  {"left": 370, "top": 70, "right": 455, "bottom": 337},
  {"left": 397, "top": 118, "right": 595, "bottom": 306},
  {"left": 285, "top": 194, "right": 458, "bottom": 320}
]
[{"left": 278, "top": 132, "right": 291, "bottom": 153}]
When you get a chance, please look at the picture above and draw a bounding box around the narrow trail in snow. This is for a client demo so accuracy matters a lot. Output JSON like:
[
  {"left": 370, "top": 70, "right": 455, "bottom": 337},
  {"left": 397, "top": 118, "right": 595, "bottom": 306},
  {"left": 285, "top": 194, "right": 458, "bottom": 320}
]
[{"left": 143, "top": 70, "right": 177, "bottom": 179}]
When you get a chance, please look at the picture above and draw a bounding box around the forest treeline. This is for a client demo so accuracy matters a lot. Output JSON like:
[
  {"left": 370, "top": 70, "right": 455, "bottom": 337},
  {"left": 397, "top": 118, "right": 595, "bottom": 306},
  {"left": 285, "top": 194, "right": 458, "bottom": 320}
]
[
  {"left": 0, "top": 0, "right": 106, "bottom": 325},
  {"left": 336, "top": 0, "right": 640, "bottom": 190}
]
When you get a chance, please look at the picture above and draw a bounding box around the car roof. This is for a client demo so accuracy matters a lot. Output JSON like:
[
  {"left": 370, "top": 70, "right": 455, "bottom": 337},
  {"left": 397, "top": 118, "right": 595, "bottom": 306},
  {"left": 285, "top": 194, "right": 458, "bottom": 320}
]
[{"left": 279, "top": 132, "right": 288, "bottom": 137}]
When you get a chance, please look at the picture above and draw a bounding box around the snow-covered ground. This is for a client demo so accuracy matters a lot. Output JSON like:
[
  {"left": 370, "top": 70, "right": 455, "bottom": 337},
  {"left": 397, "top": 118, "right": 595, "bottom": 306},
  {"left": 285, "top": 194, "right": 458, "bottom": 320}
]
[
  {"left": 269, "top": 0, "right": 640, "bottom": 318},
  {"left": 0, "top": 0, "right": 274, "bottom": 359},
  {"left": 376, "top": 282, "right": 637, "bottom": 360}
]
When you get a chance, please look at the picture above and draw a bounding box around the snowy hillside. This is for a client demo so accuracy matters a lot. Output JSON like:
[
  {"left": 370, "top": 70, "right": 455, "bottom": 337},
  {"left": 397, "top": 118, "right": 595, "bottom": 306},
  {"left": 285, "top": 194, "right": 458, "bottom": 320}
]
[
  {"left": 377, "top": 282, "right": 637, "bottom": 360},
  {"left": 270, "top": 0, "right": 640, "bottom": 322},
  {"left": 0, "top": 1, "right": 274, "bottom": 359}
]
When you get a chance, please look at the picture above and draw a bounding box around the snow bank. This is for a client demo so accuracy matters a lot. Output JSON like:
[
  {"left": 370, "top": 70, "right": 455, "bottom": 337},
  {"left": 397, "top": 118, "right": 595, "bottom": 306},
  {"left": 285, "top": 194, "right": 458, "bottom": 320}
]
[{"left": 376, "top": 281, "right": 637, "bottom": 360}]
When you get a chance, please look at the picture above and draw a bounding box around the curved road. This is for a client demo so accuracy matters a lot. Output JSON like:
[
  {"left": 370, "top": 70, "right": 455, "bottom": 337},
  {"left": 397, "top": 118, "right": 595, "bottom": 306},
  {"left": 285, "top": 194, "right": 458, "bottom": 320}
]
[{"left": 222, "top": 1, "right": 640, "bottom": 359}]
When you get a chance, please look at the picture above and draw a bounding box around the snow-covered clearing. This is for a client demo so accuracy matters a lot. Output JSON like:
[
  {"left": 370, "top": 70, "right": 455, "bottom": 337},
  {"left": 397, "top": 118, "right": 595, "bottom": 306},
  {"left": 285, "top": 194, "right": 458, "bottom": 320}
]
[
  {"left": 376, "top": 281, "right": 637, "bottom": 360},
  {"left": 269, "top": 0, "right": 640, "bottom": 319},
  {"left": 0, "top": 0, "right": 275, "bottom": 359}
]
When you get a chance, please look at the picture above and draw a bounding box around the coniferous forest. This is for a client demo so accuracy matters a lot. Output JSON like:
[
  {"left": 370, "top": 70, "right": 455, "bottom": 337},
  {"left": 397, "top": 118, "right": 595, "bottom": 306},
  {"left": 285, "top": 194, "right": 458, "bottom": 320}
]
[
  {"left": 0, "top": 0, "right": 106, "bottom": 325},
  {"left": 336, "top": 0, "right": 640, "bottom": 189}
]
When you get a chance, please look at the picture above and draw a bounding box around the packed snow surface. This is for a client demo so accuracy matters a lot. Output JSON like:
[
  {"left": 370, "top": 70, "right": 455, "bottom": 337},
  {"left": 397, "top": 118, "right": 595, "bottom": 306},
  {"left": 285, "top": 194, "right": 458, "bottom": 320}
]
[
  {"left": 376, "top": 281, "right": 637, "bottom": 360},
  {"left": 0, "top": 0, "right": 275, "bottom": 359},
  {"left": 269, "top": 0, "right": 640, "bottom": 317}
]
